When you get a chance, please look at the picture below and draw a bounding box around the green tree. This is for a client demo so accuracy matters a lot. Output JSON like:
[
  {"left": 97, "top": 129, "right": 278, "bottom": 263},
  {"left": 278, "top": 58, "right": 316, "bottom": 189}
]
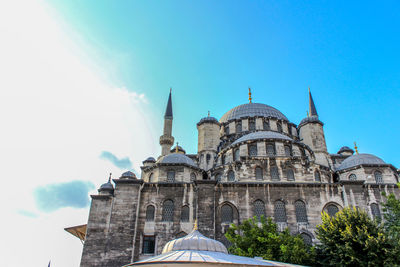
[
  {"left": 225, "top": 216, "right": 315, "bottom": 265},
  {"left": 315, "top": 207, "right": 396, "bottom": 266},
  {"left": 382, "top": 187, "right": 400, "bottom": 262}
]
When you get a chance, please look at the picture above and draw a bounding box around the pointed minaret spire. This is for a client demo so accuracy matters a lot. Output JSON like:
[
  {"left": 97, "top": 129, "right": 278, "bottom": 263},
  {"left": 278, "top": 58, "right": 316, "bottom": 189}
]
[
  {"left": 160, "top": 89, "right": 175, "bottom": 156},
  {"left": 308, "top": 87, "right": 318, "bottom": 117},
  {"left": 164, "top": 88, "right": 173, "bottom": 119}
]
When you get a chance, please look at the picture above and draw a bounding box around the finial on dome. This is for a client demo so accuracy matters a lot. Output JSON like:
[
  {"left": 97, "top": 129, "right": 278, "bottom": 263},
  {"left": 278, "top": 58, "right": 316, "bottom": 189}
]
[
  {"left": 176, "top": 142, "right": 179, "bottom": 153},
  {"left": 354, "top": 142, "right": 359, "bottom": 154},
  {"left": 194, "top": 219, "right": 198, "bottom": 230},
  {"left": 248, "top": 87, "right": 252, "bottom": 103}
]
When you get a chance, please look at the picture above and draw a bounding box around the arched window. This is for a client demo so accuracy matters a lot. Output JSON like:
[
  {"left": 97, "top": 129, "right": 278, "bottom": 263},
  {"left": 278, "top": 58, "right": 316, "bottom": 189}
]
[
  {"left": 249, "top": 119, "right": 256, "bottom": 131},
  {"left": 284, "top": 145, "right": 292, "bottom": 157},
  {"left": 216, "top": 173, "right": 222, "bottom": 181},
  {"left": 266, "top": 144, "right": 275, "bottom": 156},
  {"left": 221, "top": 204, "right": 233, "bottom": 223},
  {"left": 300, "top": 233, "right": 312, "bottom": 246},
  {"left": 270, "top": 166, "right": 280, "bottom": 181},
  {"left": 227, "top": 170, "right": 235, "bottom": 181},
  {"left": 190, "top": 172, "right": 196, "bottom": 182},
  {"left": 249, "top": 144, "right": 258, "bottom": 156},
  {"left": 255, "top": 167, "right": 263, "bottom": 180},
  {"left": 286, "top": 169, "right": 295, "bottom": 181},
  {"left": 234, "top": 148, "right": 240, "bottom": 161},
  {"left": 167, "top": 171, "right": 175, "bottom": 182},
  {"left": 254, "top": 200, "right": 265, "bottom": 219},
  {"left": 374, "top": 171, "right": 383, "bottom": 184},
  {"left": 314, "top": 171, "right": 321, "bottom": 182},
  {"left": 349, "top": 173, "right": 357, "bottom": 180},
  {"left": 181, "top": 205, "right": 189, "bottom": 222},
  {"left": 148, "top": 173, "right": 153, "bottom": 183},
  {"left": 274, "top": 200, "right": 287, "bottom": 223},
  {"left": 263, "top": 120, "right": 270, "bottom": 130},
  {"left": 325, "top": 204, "right": 339, "bottom": 217},
  {"left": 146, "top": 205, "right": 155, "bottom": 221},
  {"left": 162, "top": 200, "right": 174, "bottom": 221},
  {"left": 225, "top": 126, "right": 230, "bottom": 135},
  {"left": 295, "top": 200, "right": 308, "bottom": 223},
  {"left": 277, "top": 122, "right": 282, "bottom": 133},
  {"left": 206, "top": 154, "right": 211, "bottom": 164},
  {"left": 371, "top": 203, "right": 381, "bottom": 219},
  {"left": 236, "top": 121, "right": 242, "bottom": 133}
]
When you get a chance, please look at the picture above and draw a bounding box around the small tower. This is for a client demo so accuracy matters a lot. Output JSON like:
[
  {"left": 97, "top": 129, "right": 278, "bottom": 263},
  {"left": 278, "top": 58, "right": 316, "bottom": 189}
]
[
  {"left": 159, "top": 90, "right": 175, "bottom": 156},
  {"left": 299, "top": 88, "right": 329, "bottom": 166},
  {"left": 197, "top": 112, "right": 220, "bottom": 170}
]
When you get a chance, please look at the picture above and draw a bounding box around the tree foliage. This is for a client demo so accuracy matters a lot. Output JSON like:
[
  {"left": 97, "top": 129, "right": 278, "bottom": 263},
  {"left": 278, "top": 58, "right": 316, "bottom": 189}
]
[
  {"left": 315, "top": 207, "right": 396, "bottom": 266},
  {"left": 225, "top": 216, "right": 315, "bottom": 265},
  {"left": 382, "top": 186, "right": 400, "bottom": 262}
]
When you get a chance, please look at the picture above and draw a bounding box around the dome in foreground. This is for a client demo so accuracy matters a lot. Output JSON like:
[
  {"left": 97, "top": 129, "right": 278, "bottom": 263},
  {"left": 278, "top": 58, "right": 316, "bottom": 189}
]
[
  {"left": 219, "top": 103, "right": 288, "bottom": 123},
  {"left": 337, "top": 153, "right": 385, "bottom": 171},
  {"left": 162, "top": 229, "right": 228, "bottom": 254},
  {"left": 157, "top": 153, "right": 197, "bottom": 167}
]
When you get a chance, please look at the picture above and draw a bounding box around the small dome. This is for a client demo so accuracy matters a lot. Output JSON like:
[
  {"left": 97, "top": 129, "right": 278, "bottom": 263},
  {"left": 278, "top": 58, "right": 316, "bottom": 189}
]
[
  {"left": 299, "top": 115, "right": 323, "bottom": 127},
  {"left": 99, "top": 181, "right": 113, "bottom": 192},
  {"left": 197, "top": 116, "right": 219, "bottom": 126},
  {"left": 120, "top": 171, "right": 137, "bottom": 179},
  {"left": 220, "top": 103, "right": 288, "bottom": 123},
  {"left": 143, "top": 157, "right": 156, "bottom": 163},
  {"left": 231, "top": 131, "right": 292, "bottom": 146},
  {"left": 337, "top": 153, "right": 386, "bottom": 171},
  {"left": 162, "top": 229, "right": 228, "bottom": 254},
  {"left": 157, "top": 153, "right": 196, "bottom": 167},
  {"left": 338, "top": 146, "right": 354, "bottom": 155},
  {"left": 170, "top": 145, "right": 186, "bottom": 154}
]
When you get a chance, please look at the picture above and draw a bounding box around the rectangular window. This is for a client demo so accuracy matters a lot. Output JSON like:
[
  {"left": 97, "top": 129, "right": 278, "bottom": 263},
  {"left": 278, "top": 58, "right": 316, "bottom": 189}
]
[{"left": 143, "top": 236, "right": 155, "bottom": 254}]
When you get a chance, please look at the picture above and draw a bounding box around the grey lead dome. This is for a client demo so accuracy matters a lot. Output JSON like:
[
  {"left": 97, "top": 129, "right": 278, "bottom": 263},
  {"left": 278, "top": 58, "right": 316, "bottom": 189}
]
[
  {"left": 157, "top": 153, "right": 197, "bottom": 167},
  {"left": 232, "top": 131, "right": 292, "bottom": 146},
  {"left": 219, "top": 103, "right": 288, "bottom": 123},
  {"left": 337, "top": 153, "right": 386, "bottom": 171}
]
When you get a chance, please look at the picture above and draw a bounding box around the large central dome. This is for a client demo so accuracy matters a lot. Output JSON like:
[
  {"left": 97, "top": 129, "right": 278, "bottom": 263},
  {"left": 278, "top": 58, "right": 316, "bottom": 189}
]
[{"left": 220, "top": 103, "right": 288, "bottom": 123}]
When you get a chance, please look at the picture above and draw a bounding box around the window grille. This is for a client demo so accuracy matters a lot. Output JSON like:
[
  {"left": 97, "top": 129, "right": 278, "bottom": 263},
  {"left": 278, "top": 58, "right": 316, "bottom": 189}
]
[
  {"left": 286, "top": 169, "right": 295, "bottom": 181},
  {"left": 167, "top": 171, "right": 175, "bottom": 182},
  {"left": 190, "top": 172, "right": 196, "bottom": 181},
  {"left": 274, "top": 200, "right": 287, "bottom": 223},
  {"left": 284, "top": 145, "right": 291, "bottom": 157},
  {"left": 277, "top": 122, "right": 282, "bottom": 133},
  {"left": 374, "top": 171, "right": 383, "bottom": 184},
  {"left": 225, "top": 126, "right": 230, "bottom": 135},
  {"left": 263, "top": 120, "right": 270, "bottom": 130},
  {"left": 295, "top": 200, "right": 308, "bottom": 223},
  {"left": 142, "top": 236, "right": 155, "bottom": 254},
  {"left": 146, "top": 205, "right": 155, "bottom": 221},
  {"left": 227, "top": 170, "right": 235, "bottom": 181},
  {"left": 255, "top": 167, "right": 263, "bottom": 180},
  {"left": 162, "top": 200, "right": 174, "bottom": 221},
  {"left": 267, "top": 144, "right": 275, "bottom": 156},
  {"left": 270, "top": 166, "right": 280, "bottom": 181},
  {"left": 326, "top": 204, "right": 339, "bottom": 217},
  {"left": 314, "top": 171, "right": 321, "bottom": 182},
  {"left": 249, "top": 144, "right": 257, "bottom": 156},
  {"left": 300, "top": 233, "right": 312, "bottom": 246},
  {"left": 249, "top": 120, "right": 256, "bottom": 131},
  {"left": 253, "top": 200, "right": 265, "bottom": 219},
  {"left": 206, "top": 154, "right": 211, "bottom": 164},
  {"left": 148, "top": 173, "right": 153, "bottom": 183},
  {"left": 371, "top": 203, "right": 381, "bottom": 219},
  {"left": 221, "top": 204, "right": 233, "bottom": 223},
  {"left": 236, "top": 121, "right": 242, "bottom": 133},
  {"left": 216, "top": 173, "right": 222, "bottom": 181},
  {"left": 181, "top": 205, "right": 189, "bottom": 222},
  {"left": 349, "top": 173, "right": 357, "bottom": 180},
  {"left": 234, "top": 148, "right": 240, "bottom": 161}
]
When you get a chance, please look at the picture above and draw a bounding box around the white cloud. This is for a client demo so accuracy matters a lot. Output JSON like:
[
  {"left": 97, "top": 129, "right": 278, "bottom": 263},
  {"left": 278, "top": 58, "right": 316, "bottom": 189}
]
[{"left": 0, "top": 1, "right": 159, "bottom": 266}]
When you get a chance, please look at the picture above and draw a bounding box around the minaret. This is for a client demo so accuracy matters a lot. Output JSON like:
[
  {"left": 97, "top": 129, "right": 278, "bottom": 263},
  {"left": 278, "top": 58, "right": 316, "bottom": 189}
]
[
  {"left": 299, "top": 88, "right": 329, "bottom": 166},
  {"left": 159, "top": 89, "right": 174, "bottom": 156}
]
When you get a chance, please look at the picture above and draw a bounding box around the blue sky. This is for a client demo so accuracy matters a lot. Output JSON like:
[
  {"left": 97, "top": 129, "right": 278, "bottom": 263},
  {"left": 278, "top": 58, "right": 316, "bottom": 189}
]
[{"left": 51, "top": 0, "right": 400, "bottom": 164}]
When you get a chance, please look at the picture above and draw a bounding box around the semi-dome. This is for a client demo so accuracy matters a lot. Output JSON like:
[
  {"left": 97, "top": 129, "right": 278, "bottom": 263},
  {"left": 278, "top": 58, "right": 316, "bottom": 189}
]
[
  {"left": 220, "top": 103, "right": 288, "bottom": 123},
  {"left": 231, "top": 131, "right": 292, "bottom": 146},
  {"left": 120, "top": 171, "right": 137, "bottom": 179},
  {"left": 337, "top": 153, "right": 386, "bottom": 171},
  {"left": 162, "top": 229, "right": 228, "bottom": 254},
  {"left": 157, "top": 153, "right": 197, "bottom": 167}
]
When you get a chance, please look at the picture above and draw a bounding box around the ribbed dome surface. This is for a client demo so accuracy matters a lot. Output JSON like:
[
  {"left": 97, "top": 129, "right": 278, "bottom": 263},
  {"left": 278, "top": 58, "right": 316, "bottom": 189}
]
[
  {"left": 220, "top": 103, "right": 288, "bottom": 123},
  {"left": 232, "top": 131, "right": 292, "bottom": 146},
  {"left": 337, "top": 153, "right": 385, "bottom": 171},
  {"left": 157, "top": 153, "right": 196, "bottom": 167},
  {"left": 162, "top": 230, "right": 228, "bottom": 254}
]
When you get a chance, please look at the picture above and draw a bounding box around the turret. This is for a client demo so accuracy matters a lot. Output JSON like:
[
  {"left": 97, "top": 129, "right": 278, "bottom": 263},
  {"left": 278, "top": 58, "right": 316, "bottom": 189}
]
[
  {"left": 298, "top": 88, "right": 330, "bottom": 166},
  {"left": 197, "top": 113, "right": 220, "bottom": 170},
  {"left": 159, "top": 90, "right": 175, "bottom": 156}
]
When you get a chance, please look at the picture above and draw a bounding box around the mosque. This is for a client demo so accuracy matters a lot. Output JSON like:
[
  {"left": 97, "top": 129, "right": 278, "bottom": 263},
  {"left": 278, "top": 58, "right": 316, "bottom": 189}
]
[{"left": 78, "top": 89, "right": 399, "bottom": 267}]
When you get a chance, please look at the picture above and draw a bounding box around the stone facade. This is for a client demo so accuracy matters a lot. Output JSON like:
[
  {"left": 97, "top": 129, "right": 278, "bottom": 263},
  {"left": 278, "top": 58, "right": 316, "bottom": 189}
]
[{"left": 80, "top": 91, "right": 400, "bottom": 267}]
